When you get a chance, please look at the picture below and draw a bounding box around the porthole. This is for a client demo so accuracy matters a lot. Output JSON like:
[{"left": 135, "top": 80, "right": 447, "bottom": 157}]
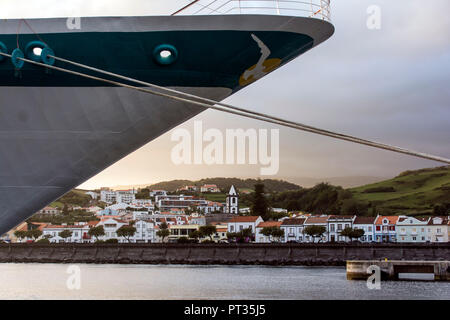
[{"left": 153, "top": 44, "right": 178, "bottom": 66}]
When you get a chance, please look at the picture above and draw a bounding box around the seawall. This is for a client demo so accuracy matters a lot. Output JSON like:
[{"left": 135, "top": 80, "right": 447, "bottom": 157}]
[{"left": 1, "top": 243, "right": 450, "bottom": 265}]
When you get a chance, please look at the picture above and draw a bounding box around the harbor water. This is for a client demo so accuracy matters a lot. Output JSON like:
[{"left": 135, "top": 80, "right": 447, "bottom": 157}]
[{"left": 0, "top": 264, "right": 449, "bottom": 300}]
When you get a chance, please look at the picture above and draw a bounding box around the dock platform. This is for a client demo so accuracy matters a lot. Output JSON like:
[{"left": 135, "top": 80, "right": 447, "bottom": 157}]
[{"left": 347, "top": 260, "right": 450, "bottom": 281}]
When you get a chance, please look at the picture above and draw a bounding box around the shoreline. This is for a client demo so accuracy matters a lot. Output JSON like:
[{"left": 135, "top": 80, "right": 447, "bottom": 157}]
[{"left": 1, "top": 243, "right": 449, "bottom": 266}]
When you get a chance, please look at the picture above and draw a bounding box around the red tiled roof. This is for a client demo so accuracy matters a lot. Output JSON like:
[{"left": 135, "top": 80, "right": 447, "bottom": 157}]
[
  {"left": 328, "top": 215, "right": 354, "bottom": 220},
  {"left": 45, "top": 225, "right": 82, "bottom": 229},
  {"left": 281, "top": 218, "right": 306, "bottom": 226},
  {"left": 428, "top": 216, "right": 449, "bottom": 225},
  {"left": 305, "top": 216, "right": 329, "bottom": 224},
  {"left": 375, "top": 216, "right": 399, "bottom": 225},
  {"left": 353, "top": 216, "right": 376, "bottom": 224},
  {"left": 229, "top": 216, "right": 261, "bottom": 223},
  {"left": 257, "top": 221, "right": 282, "bottom": 228}
]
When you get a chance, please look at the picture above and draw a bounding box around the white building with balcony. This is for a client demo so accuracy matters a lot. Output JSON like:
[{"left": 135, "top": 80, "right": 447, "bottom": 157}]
[
  {"left": 280, "top": 218, "right": 306, "bottom": 243},
  {"left": 133, "top": 220, "right": 156, "bottom": 243},
  {"left": 327, "top": 215, "right": 354, "bottom": 242},
  {"left": 43, "top": 224, "right": 90, "bottom": 243},
  {"left": 227, "top": 216, "right": 263, "bottom": 235},
  {"left": 255, "top": 221, "right": 282, "bottom": 243},
  {"left": 96, "top": 217, "right": 128, "bottom": 242},
  {"left": 374, "top": 216, "right": 399, "bottom": 243},
  {"left": 426, "top": 217, "right": 450, "bottom": 243},
  {"left": 100, "top": 189, "right": 136, "bottom": 204},
  {"left": 396, "top": 216, "right": 429, "bottom": 243},
  {"left": 353, "top": 216, "right": 376, "bottom": 243},
  {"left": 303, "top": 216, "right": 329, "bottom": 243}
]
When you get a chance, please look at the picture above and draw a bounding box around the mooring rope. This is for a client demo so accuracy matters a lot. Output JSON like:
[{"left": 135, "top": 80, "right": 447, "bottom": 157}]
[{"left": 0, "top": 50, "right": 449, "bottom": 165}]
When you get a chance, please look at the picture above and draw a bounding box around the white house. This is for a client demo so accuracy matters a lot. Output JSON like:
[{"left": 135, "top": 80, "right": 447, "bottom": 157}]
[
  {"left": 150, "top": 190, "right": 167, "bottom": 197},
  {"left": 303, "top": 216, "right": 329, "bottom": 243},
  {"left": 353, "top": 216, "right": 376, "bottom": 243},
  {"left": 239, "top": 208, "right": 251, "bottom": 214},
  {"left": 255, "top": 221, "right": 282, "bottom": 243},
  {"left": 43, "top": 224, "right": 90, "bottom": 243},
  {"left": 86, "top": 206, "right": 103, "bottom": 214},
  {"left": 115, "top": 189, "right": 137, "bottom": 204},
  {"left": 200, "top": 184, "right": 221, "bottom": 193},
  {"left": 133, "top": 220, "right": 156, "bottom": 243},
  {"left": 227, "top": 216, "right": 263, "bottom": 235},
  {"left": 396, "top": 216, "right": 429, "bottom": 243},
  {"left": 280, "top": 218, "right": 307, "bottom": 243},
  {"left": 100, "top": 189, "right": 136, "bottom": 204},
  {"left": 86, "top": 191, "right": 99, "bottom": 200},
  {"left": 271, "top": 208, "right": 288, "bottom": 214},
  {"left": 198, "top": 201, "right": 224, "bottom": 214},
  {"left": 105, "top": 203, "right": 129, "bottom": 213},
  {"left": 37, "top": 206, "right": 61, "bottom": 215},
  {"left": 131, "top": 199, "right": 154, "bottom": 209},
  {"left": 100, "top": 189, "right": 117, "bottom": 204},
  {"left": 225, "top": 185, "right": 239, "bottom": 214},
  {"left": 374, "top": 216, "right": 399, "bottom": 243},
  {"left": 96, "top": 217, "right": 128, "bottom": 242},
  {"left": 327, "top": 215, "right": 354, "bottom": 242},
  {"left": 426, "top": 216, "right": 450, "bottom": 243}
]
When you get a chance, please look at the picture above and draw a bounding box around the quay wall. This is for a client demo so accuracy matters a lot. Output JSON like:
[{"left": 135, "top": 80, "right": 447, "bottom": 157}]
[{"left": 0, "top": 243, "right": 450, "bottom": 265}]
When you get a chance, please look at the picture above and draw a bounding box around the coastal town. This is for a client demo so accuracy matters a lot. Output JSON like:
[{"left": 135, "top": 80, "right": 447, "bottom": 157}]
[{"left": 1, "top": 183, "right": 449, "bottom": 245}]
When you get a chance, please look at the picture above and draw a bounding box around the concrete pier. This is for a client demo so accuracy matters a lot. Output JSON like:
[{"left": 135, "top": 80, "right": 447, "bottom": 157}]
[
  {"left": 347, "top": 260, "right": 450, "bottom": 281},
  {"left": 1, "top": 243, "right": 450, "bottom": 266}
]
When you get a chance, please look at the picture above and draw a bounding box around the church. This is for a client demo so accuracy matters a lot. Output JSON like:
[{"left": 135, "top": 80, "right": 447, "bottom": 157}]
[{"left": 225, "top": 185, "right": 239, "bottom": 214}]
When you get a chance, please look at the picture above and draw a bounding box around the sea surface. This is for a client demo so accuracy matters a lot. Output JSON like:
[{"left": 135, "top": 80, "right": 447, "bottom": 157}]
[{"left": 0, "top": 264, "right": 449, "bottom": 300}]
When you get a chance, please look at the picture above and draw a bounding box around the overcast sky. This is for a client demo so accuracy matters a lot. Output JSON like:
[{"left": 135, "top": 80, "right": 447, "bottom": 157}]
[{"left": 2, "top": 1, "right": 449, "bottom": 189}]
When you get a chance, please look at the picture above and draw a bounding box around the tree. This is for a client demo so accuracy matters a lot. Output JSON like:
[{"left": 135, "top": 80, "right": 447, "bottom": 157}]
[
  {"left": 14, "top": 230, "right": 27, "bottom": 242},
  {"left": 199, "top": 225, "right": 217, "bottom": 241},
  {"left": 340, "top": 227, "right": 365, "bottom": 242},
  {"left": 156, "top": 229, "right": 170, "bottom": 242},
  {"left": 240, "top": 227, "right": 254, "bottom": 239},
  {"left": 59, "top": 230, "right": 73, "bottom": 242},
  {"left": 227, "top": 227, "right": 254, "bottom": 243},
  {"left": 271, "top": 228, "right": 285, "bottom": 242},
  {"left": 157, "top": 222, "right": 170, "bottom": 242},
  {"left": 349, "top": 228, "right": 365, "bottom": 241},
  {"left": 88, "top": 225, "right": 105, "bottom": 241},
  {"left": 189, "top": 230, "right": 201, "bottom": 242},
  {"left": 303, "top": 225, "right": 326, "bottom": 243},
  {"left": 251, "top": 183, "right": 270, "bottom": 220},
  {"left": 339, "top": 227, "right": 353, "bottom": 242},
  {"left": 117, "top": 225, "right": 137, "bottom": 242},
  {"left": 62, "top": 204, "right": 69, "bottom": 215},
  {"left": 341, "top": 199, "right": 369, "bottom": 216},
  {"left": 26, "top": 229, "right": 43, "bottom": 241},
  {"left": 261, "top": 226, "right": 285, "bottom": 242},
  {"left": 348, "top": 228, "right": 365, "bottom": 242}
]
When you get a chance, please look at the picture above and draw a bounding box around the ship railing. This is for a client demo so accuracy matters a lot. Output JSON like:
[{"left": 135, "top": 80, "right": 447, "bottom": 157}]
[{"left": 172, "top": 0, "right": 331, "bottom": 21}]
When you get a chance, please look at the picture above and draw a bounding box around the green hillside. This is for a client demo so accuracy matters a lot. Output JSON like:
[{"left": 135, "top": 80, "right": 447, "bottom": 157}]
[
  {"left": 351, "top": 166, "right": 450, "bottom": 215},
  {"left": 147, "top": 178, "right": 300, "bottom": 193}
]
